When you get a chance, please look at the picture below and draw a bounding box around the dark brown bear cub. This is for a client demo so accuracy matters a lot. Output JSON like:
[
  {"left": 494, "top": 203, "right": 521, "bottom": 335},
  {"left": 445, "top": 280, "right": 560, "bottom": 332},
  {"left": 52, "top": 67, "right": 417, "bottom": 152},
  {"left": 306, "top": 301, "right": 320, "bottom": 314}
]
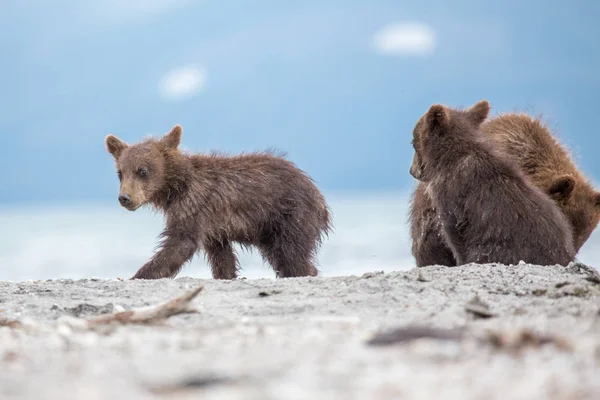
[
  {"left": 105, "top": 125, "right": 332, "bottom": 280},
  {"left": 410, "top": 100, "right": 575, "bottom": 266}
]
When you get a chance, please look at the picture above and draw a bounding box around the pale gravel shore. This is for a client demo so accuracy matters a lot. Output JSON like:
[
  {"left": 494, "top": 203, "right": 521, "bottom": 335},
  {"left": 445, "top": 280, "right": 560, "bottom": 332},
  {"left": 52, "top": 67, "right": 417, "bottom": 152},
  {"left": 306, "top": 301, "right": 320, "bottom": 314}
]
[{"left": 1, "top": 263, "right": 600, "bottom": 400}]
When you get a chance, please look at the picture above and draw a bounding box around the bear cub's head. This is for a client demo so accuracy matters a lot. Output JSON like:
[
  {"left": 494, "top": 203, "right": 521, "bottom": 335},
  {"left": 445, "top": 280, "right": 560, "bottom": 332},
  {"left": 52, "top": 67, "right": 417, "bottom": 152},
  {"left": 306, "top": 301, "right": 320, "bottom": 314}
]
[
  {"left": 410, "top": 100, "right": 491, "bottom": 182},
  {"left": 105, "top": 125, "right": 182, "bottom": 211}
]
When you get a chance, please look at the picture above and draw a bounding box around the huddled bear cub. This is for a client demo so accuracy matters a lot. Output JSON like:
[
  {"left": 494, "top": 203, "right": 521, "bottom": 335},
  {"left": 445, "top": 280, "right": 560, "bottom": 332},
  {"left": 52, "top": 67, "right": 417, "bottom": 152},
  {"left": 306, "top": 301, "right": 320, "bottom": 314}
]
[
  {"left": 409, "top": 100, "right": 575, "bottom": 267},
  {"left": 105, "top": 125, "right": 332, "bottom": 280},
  {"left": 483, "top": 113, "right": 600, "bottom": 251},
  {"left": 410, "top": 111, "right": 600, "bottom": 268}
]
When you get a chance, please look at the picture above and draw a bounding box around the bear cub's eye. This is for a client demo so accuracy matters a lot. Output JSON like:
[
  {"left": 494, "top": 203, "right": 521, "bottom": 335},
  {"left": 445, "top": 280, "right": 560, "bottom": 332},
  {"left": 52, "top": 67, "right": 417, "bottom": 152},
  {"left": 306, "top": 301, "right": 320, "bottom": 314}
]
[
  {"left": 117, "top": 171, "right": 122, "bottom": 181},
  {"left": 138, "top": 167, "right": 148, "bottom": 177}
]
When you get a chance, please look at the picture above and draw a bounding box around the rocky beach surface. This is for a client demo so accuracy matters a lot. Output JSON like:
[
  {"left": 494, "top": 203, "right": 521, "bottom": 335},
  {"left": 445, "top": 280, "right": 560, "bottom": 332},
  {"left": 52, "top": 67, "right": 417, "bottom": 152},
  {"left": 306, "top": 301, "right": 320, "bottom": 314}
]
[{"left": 1, "top": 263, "right": 600, "bottom": 400}]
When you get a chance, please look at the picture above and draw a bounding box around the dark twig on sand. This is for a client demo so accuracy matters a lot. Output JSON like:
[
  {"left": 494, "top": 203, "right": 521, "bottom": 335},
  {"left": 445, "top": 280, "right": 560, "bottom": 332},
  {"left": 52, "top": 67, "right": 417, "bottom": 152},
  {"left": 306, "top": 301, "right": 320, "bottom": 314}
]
[
  {"left": 365, "top": 324, "right": 572, "bottom": 355},
  {"left": 484, "top": 329, "right": 573, "bottom": 353},
  {"left": 149, "top": 375, "right": 240, "bottom": 395},
  {"left": 0, "top": 318, "right": 24, "bottom": 329},
  {"left": 366, "top": 325, "right": 466, "bottom": 346}
]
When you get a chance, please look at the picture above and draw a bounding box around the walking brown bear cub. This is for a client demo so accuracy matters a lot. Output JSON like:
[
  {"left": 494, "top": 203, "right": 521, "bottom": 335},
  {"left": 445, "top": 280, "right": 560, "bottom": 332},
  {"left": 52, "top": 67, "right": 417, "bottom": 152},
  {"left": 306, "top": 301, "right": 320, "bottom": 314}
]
[
  {"left": 409, "top": 100, "right": 575, "bottom": 267},
  {"left": 105, "top": 125, "right": 331, "bottom": 280}
]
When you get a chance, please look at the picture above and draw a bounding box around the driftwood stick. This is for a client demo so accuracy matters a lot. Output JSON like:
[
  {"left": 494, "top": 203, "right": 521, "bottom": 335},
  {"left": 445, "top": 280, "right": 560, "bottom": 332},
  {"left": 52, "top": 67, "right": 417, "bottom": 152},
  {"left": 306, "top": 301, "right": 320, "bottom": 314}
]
[
  {"left": 86, "top": 284, "right": 204, "bottom": 327},
  {"left": 0, "top": 285, "right": 204, "bottom": 333}
]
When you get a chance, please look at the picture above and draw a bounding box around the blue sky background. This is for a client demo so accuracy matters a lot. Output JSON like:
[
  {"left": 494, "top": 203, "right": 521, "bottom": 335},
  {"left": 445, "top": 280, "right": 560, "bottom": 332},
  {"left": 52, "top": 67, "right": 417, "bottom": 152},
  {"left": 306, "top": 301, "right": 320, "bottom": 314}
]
[
  {"left": 2, "top": 1, "right": 600, "bottom": 281},
  {"left": 1, "top": 0, "right": 599, "bottom": 206}
]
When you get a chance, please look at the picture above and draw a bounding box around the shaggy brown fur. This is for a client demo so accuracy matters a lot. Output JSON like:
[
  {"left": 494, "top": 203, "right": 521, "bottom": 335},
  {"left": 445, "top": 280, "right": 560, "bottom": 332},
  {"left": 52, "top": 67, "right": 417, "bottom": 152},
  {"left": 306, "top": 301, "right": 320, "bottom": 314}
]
[
  {"left": 482, "top": 113, "right": 600, "bottom": 252},
  {"left": 409, "top": 182, "right": 456, "bottom": 267},
  {"left": 409, "top": 100, "right": 575, "bottom": 267},
  {"left": 105, "top": 125, "right": 332, "bottom": 280},
  {"left": 410, "top": 112, "right": 600, "bottom": 267}
]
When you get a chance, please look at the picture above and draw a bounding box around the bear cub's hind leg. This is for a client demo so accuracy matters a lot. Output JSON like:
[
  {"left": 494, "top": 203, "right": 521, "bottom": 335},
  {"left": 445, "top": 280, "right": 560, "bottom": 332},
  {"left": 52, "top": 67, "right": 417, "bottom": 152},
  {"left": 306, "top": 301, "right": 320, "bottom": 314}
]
[
  {"left": 258, "top": 226, "right": 319, "bottom": 278},
  {"left": 204, "top": 237, "right": 239, "bottom": 280}
]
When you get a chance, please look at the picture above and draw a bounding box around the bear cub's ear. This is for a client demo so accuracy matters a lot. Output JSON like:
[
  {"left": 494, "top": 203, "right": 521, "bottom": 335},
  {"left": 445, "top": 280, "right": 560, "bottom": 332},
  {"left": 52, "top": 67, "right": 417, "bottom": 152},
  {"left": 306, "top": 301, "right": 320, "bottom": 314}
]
[
  {"left": 594, "top": 192, "right": 600, "bottom": 208},
  {"left": 465, "top": 99, "right": 491, "bottom": 126},
  {"left": 547, "top": 175, "right": 575, "bottom": 201},
  {"left": 426, "top": 104, "right": 450, "bottom": 130},
  {"left": 105, "top": 134, "right": 128, "bottom": 159},
  {"left": 162, "top": 125, "right": 182, "bottom": 150}
]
